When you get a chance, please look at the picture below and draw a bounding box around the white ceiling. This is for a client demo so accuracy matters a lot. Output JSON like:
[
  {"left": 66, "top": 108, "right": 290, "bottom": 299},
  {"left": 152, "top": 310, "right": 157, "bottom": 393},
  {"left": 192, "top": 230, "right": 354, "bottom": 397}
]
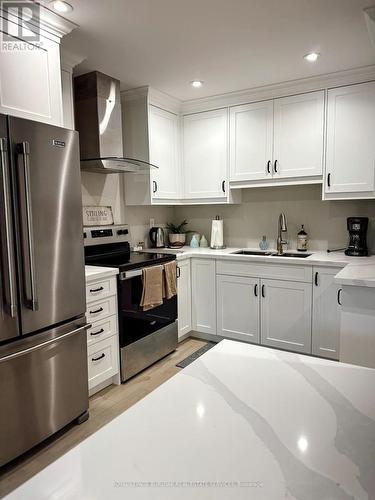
[{"left": 62, "top": 0, "right": 375, "bottom": 101}]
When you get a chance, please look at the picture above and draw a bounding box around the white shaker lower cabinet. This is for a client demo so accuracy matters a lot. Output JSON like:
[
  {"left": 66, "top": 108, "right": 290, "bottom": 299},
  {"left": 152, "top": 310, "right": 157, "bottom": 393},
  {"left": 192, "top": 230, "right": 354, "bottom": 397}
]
[
  {"left": 340, "top": 286, "right": 375, "bottom": 369},
  {"left": 86, "top": 274, "right": 120, "bottom": 396},
  {"left": 312, "top": 267, "right": 341, "bottom": 360},
  {"left": 191, "top": 259, "right": 216, "bottom": 334},
  {"left": 217, "top": 275, "right": 260, "bottom": 343},
  {"left": 324, "top": 82, "right": 375, "bottom": 200},
  {"left": 177, "top": 259, "right": 192, "bottom": 339},
  {"left": 260, "top": 279, "right": 312, "bottom": 354}
]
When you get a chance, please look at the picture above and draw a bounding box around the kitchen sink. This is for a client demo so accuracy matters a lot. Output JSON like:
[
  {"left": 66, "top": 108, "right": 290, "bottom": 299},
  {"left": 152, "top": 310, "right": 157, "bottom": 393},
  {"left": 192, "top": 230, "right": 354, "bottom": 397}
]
[
  {"left": 231, "top": 250, "right": 311, "bottom": 258},
  {"left": 276, "top": 252, "right": 311, "bottom": 258},
  {"left": 232, "top": 250, "right": 274, "bottom": 256}
]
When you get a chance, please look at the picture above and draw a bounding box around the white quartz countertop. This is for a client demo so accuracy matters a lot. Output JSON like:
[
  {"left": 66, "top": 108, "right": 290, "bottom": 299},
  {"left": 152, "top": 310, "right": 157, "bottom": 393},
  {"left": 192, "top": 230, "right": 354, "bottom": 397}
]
[
  {"left": 6, "top": 340, "right": 375, "bottom": 500},
  {"left": 141, "top": 247, "right": 375, "bottom": 287},
  {"left": 85, "top": 265, "right": 119, "bottom": 281}
]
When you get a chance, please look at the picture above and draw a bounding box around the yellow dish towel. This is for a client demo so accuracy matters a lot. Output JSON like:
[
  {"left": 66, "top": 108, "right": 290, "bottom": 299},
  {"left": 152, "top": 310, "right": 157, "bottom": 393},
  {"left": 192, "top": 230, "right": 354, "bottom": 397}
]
[
  {"left": 140, "top": 265, "right": 164, "bottom": 311},
  {"left": 164, "top": 261, "right": 177, "bottom": 300}
]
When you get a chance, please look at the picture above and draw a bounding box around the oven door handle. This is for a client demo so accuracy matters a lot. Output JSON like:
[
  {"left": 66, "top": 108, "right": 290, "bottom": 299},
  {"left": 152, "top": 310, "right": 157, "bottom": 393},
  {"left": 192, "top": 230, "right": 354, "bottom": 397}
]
[{"left": 120, "top": 264, "right": 167, "bottom": 280}]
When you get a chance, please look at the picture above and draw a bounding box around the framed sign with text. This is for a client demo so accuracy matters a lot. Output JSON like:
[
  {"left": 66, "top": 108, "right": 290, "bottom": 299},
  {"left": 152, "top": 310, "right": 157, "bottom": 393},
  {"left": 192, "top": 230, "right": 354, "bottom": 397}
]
[{"left": 83, "top": 206, "right": 114, "bottom": 226}]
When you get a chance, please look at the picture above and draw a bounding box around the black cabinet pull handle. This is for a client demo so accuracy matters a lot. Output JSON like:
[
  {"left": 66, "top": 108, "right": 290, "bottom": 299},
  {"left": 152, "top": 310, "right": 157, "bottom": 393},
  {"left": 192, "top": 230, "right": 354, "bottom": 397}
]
[
  {"left": 254, "top": 283, "right": 258, "bottom": 297},
  {"left": 90, "top": 328, "right": 104, "bottom": 336},
  {"left": 89, "top": 307, "right": 104, "bottom": 314},
  {"left": 314, "top": 272, "right": 319, "bottom": 286},
  {"left": 274, "top": 160, "right": 278, "bottom": 173},
  {"left": 222, "top": 180, "right": 226, "bottom": 193},
  {"left": 177, "top": 266, "right": 181, "bottom": 278},
  {"left": 267, "top": 160, "right": 271, "bottom": 174},
  {"left": 90, "top": 286, "right": 104, "bottom": 293},
  {"left": 327, "top": 173, "right": 331, "bottom": 187},
  {"left": 152, "top": 180, "right": 157, "bottom": 193},
  {"left": 261, "top": 284, "right": 265, "bottom": 298},
  {"left": 337, "top": 288, "right": 342, "bottom": 306},
  {"left": 92, "top": 353, "right": 105, "bottom": 362}
]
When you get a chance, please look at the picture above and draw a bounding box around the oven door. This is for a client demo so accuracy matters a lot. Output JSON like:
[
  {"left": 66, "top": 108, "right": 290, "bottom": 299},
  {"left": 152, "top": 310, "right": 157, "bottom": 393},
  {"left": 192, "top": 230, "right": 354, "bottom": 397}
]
[{"left": 118, "top": 267, "right": 177, "bottom": 347}]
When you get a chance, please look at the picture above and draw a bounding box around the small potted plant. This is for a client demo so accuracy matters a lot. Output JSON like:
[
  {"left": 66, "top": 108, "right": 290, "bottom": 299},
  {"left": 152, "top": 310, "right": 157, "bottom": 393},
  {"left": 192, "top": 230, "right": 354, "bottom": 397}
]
[{"left": 166, "top": 220, "right": 191, "bottom": 248}]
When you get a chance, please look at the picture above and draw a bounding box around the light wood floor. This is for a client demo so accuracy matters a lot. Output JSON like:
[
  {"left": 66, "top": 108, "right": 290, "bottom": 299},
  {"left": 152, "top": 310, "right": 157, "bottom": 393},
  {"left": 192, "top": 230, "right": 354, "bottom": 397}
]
[{"left": 0, "top": 337, "right": 207, "bottom": 498}]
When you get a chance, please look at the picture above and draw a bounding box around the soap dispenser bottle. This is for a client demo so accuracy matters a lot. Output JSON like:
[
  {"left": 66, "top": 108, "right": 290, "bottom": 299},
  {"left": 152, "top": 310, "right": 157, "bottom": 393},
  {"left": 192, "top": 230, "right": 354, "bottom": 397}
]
[{"left": 297, "top": 225, "right": 308, "bottom": 252}]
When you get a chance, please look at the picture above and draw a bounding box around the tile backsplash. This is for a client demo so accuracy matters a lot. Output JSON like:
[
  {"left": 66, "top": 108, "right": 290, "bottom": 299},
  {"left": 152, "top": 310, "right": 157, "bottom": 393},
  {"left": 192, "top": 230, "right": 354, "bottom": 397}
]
[
  {"left": 175, "top": 185, "right": 375, "bottom": 252},
  {"left": 81, "top": 174, "right": 375, "bottom": 253},
  {"left": 81, "top": 172, "right": 174, "bottom": 247}
]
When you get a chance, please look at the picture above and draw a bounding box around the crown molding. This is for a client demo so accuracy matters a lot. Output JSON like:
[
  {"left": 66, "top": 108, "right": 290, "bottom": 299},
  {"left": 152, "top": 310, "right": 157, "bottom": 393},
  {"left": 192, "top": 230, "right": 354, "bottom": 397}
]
[
  {"left": 0, "top": 1, "right": 78, "bottom": 44},
  {"left": 181, "top": 65, "right": 375, "bottom": 114},
  {"left": 121, "top": 86, "right": 182, "bottom": 114},
  {"left": 61, "top": 48, "right": 86, "bottom": 72},
  {"left": 364, "top": 7, "right": 375, "bottom": 49}
]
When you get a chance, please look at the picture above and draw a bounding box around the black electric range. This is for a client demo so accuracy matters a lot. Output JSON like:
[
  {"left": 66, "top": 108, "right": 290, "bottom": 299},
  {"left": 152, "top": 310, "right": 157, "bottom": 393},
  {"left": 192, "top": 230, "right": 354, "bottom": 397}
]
[
  {"left": 84, "top": 225, "right": 175, "bottom": 271},
  {"left": 84, "top": 225, "right": 178, "bottom": 382}
]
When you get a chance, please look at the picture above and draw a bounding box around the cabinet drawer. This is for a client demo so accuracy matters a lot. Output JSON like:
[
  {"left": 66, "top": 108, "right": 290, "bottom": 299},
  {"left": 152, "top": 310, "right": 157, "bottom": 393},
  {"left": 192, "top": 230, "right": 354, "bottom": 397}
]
[
  {"left": 88, "top": 335, "right": 119, "bottom": 390},
  {"left": 217, "top": 260, "right": 312, "bottom": 283},
  {"left": 87, "top": 315, "right": 118, "bottom": 347},
  {"left": 86, "top": 296, "right": 117, "bottom": 323},
  {"left": 86, "top": 277, "right": 117, "bottom": 304}
]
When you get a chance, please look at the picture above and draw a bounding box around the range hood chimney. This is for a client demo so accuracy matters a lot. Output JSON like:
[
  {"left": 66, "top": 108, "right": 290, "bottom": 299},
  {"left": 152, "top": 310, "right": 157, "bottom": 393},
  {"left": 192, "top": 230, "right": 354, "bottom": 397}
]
[{"left": 74, "top": 71, "right": 157, "bottom": 174}]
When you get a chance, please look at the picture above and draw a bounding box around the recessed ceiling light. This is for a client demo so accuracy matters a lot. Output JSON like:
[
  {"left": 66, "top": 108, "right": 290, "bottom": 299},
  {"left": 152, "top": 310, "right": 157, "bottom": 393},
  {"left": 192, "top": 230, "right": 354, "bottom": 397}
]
[
  {"left": 51, "top": 1, "right": 73, "bottom": 13},
  {"left": 191, "top": 80, "right": 204, "bottom": 88},
  {"left": 304, "top": 52, "right": 320, "bottom": 62}
]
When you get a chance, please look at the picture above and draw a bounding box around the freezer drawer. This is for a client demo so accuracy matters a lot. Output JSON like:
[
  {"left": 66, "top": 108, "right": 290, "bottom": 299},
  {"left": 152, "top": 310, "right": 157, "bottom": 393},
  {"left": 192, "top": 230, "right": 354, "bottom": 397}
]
[{"left": 0, "top": 321, "right": 89, "bottom": 467}]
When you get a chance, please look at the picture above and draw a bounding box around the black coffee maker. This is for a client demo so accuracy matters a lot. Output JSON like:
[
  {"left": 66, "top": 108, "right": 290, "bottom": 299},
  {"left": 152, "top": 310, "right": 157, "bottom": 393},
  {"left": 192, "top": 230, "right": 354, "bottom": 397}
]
[{"left": 345, "top": 217, "right": 368, "bottom": 256}]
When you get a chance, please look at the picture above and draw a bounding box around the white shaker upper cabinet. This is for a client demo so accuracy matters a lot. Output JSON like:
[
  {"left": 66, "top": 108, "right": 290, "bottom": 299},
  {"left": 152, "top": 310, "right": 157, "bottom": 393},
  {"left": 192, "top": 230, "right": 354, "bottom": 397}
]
[
  {"left": 324, "top": 82, "right": 375, "bottom": 200},
  {"left": 183, "top": 109, "right": 228, "bottom": 199},
  {"left": 149, "top": 105, "right": 181, "bottom": 199},
  {"left": 229, "top": 100, "right": 273, "bottom": 182},
  {"left": 0, "top": 34, "right": 63, "bottom": 126},
  {"left": 273, "top": 91, "right": 324, "bottom": 179}
]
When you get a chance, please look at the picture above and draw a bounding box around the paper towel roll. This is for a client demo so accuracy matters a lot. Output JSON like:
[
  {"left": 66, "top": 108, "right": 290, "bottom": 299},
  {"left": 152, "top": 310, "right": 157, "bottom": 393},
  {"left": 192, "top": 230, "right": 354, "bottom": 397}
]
[{"left": 210, "top": 218, "right": 224, "bottom": 248}]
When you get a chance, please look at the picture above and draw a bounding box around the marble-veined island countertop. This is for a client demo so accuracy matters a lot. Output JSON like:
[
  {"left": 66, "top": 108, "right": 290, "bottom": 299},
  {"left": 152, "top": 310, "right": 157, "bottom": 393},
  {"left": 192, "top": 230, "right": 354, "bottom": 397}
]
[{"left": 6, "top": 340, "right": 375, "bottom": 500}]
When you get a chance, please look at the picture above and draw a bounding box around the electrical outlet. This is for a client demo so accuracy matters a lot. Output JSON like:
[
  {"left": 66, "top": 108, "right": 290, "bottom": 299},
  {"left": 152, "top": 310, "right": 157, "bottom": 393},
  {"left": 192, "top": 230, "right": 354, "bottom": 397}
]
[{"left": 149, "top": 218, "right": 155, "bottom": 228}]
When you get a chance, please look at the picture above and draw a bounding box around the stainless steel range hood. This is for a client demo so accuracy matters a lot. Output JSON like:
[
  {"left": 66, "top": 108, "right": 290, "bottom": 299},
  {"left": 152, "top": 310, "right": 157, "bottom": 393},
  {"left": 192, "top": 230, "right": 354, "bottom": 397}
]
[{"left": 74, "top": 71, "right": 157, "bottom": 174}]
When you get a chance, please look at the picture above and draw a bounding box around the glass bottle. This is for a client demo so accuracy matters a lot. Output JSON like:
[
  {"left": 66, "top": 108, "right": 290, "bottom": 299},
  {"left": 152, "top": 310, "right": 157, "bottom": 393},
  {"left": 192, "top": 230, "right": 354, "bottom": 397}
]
[{"left": 297, "top": 225, "right": 308, "bottom": 252}]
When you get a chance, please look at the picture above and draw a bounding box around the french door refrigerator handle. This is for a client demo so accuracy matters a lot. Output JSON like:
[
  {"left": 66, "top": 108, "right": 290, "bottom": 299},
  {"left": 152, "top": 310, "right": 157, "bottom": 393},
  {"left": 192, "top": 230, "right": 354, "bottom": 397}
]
[
  {"left": 17, "top": 141, "right": 38, "bottom": 311},
  {"left": 0, "top": 138, "right": 17, "bottom": 318},
  {"left": 0, "top": 324, "right": 89, "bottom": 363}
]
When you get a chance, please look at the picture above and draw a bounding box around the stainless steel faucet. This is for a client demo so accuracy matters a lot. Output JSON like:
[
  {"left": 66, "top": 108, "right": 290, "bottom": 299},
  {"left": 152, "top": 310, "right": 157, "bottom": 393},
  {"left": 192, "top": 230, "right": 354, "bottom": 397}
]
[{"left": 276, "top": 213, "right": 288, "bottom": 255}]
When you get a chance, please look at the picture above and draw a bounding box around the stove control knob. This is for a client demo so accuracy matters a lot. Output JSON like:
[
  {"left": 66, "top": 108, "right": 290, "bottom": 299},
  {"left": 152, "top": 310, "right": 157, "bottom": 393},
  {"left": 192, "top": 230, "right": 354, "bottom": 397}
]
[{"left": 117, "top": 229, "right": 129, "bottom": 236}]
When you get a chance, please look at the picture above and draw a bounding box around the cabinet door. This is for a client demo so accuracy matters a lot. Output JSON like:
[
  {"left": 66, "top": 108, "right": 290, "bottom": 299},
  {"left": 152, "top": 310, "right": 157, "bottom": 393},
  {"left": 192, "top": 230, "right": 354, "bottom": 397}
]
[
  {"left": 177, "top": 259, "right": 192, "bottom": 338},
  {"left": 229, "top": 101, "right": 273, "bottom": 182},
  {"left": 183, "top": 109, "right": 228, "bottom": 199},
  {"left": 312, "top": 267, "right": 341, "bottom": 360},
  {"left": 273, "top": 91, "right": 324, "bottom": 179},
  {"left": 191, "top": 259, "right": 216, "bottom": 334},
  {"left": 149, "top": 106, "right": 181, "bottom": 199},
  {"left": 261, "top": 279, "right": 312, "bottom": 354},
  {"left": 217, "top": 275, "right": 260, "bottom": 343},
  {"left": 325, "top": 82, "right": 375, "bottom": 198},
  {"left": 0, "top": 34, "right": 62, "bottom": 126}
]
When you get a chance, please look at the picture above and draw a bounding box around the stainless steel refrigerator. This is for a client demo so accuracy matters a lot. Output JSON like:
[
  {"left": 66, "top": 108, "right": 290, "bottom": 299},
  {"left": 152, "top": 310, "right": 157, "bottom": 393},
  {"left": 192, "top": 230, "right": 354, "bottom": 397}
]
[{"left": 0, "top": 114, "right": 89, "bottom": 467}]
